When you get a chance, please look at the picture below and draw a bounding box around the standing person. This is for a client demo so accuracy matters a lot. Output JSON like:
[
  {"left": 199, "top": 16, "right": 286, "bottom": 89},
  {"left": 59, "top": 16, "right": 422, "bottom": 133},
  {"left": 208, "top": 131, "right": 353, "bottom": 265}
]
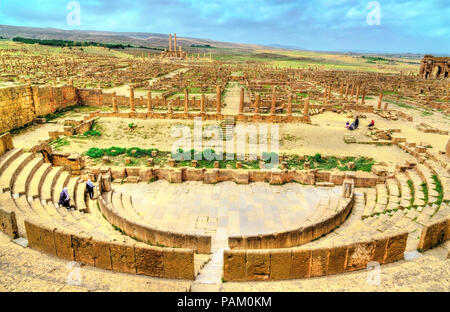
[
  {"left": 58, "top": 188, "right": 70, "bottom": 209},
  {"left": 354, "top": 116, "right": 360, "bottom": 129},
  {"left": 86, "top": 180, "right": 95, "bottom": 200}
]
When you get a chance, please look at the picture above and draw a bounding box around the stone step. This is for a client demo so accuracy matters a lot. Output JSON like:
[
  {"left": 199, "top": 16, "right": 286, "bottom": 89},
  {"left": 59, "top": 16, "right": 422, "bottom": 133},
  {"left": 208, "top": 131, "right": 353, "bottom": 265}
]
[
  {"left": 121, "top": 192, "right": 147, "bottom": 224},
  {"left": 75, "top": 182, "right": 88, "bottom": 212},
  {"left": 0, "top": 192, "right": 27, "bottom": 236},
  {"left": 13, "top": 157, "right": 44, "bottom": 197},
  {"left": 406, "top": 170, "right": 426, "bottom": 206},
  {"left": 66, "top": 177, "right": 80, "bottom": 209},
  {"left": 27, "top": 163, "right": 52, "bottom": 201},
  {"left": 40, "top": 167, "right": 64, "bottom": 203},
  {"left": 0, "top": 148, "right": 23, "bottom": 176},
  {"left": 52, "top": 172, "right": 71, "bottom": 207},
  {"left": 0, "top": 153, "right": 34, "bottom": 192},
  {"left": 0, "top": 265, "right": 89, "bottom": 292}
]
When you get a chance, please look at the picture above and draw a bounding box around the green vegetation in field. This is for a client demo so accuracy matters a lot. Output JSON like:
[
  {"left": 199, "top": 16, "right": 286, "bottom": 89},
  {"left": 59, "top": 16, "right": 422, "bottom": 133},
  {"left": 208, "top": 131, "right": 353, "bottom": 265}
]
[
  {"left": 191, "top": 44, "right": 215, "bottom": 49},
  {"left": 12, "top": 37, "right": 161, "bottom": 50},
  {"left": 421, "top": 182, "right": 428, "bottom": 204},
  {"left": 407, "top": 180, "right": 415, "bottom": 207},
  {"left": 50, "top": 137, "right": 70, "bottom": 150},
  {"left": 431, "top": 175, "right": 443, "bottom": 206}
]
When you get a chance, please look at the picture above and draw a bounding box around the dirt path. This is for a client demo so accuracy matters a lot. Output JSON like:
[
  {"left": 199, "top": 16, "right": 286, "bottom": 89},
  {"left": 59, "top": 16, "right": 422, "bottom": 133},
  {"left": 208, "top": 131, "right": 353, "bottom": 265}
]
[
  {"left": 222, "top": 81, "right": 249, "bottom": 115},
  {"left": 103, "top": 68, "right": 190, "bottom": 97}
]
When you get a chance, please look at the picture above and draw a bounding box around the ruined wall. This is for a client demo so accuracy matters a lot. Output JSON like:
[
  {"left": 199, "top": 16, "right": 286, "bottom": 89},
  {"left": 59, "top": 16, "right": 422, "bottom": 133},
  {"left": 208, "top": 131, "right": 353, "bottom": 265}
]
[
  {"left": 0, "top": 84, "right": 79, "bottom": 134},
  {"left": 33, "top": 85, "right": 78, "bottom": 116},
  {"left": 0, "top": 132, "right": 14, "bottom": 157},
  {"left": 223, "top": 232, "right": 408, "bottom": 281},
  {"left": 0, "top": 85, "right": 35, "bottom": 134}
]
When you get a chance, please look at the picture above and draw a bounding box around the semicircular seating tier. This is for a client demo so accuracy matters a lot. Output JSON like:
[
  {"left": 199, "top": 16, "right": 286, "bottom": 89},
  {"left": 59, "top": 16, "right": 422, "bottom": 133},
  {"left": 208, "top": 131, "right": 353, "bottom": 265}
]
[{"left": 0, "top": 148, "right": 209, "bottom": 280}]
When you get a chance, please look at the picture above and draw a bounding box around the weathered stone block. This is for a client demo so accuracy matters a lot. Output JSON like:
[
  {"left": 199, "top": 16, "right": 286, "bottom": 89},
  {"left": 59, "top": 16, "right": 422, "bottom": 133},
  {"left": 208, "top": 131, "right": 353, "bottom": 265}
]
[
  {"left": 163, "top": 248, "right": 195, "bottom": 280},
  {"left": 110, "top": 242, "right": 136, "bottom": 274},
  {"left": 270, "top": 249, "right": 292, "bottom": 280},
  {"left": 135, "top": 243, "right": 164, "bottom": 278},
  {"left": 72, "top": 234, "right": 95, "bottom": 266},
  {"left": 290, "top": 248, "right": 311, "bottom": 278},
  {"left": 246, "top": 250, "right": 270, "bottom": 281},
  {"left": 223, "top": 250, "right": 246, "bottom": 282},
  {"left": 345, "top": 241, "right": 374, "bottom": 272},
  {"left": 418, "top": 219, "right": 448, "bottom": 251},
  {"left": 311, "top": 248, "right": 329, "bottom": 277},
  {"left": 327, "top": 245, "right": 347, "bottom": 275},
  {"left": 0, "top": 207, "right": 18, "bottom": 239},
  {"left": 93, "top": 239, "right": 112, "bottom": 270},
  {"left": 54, "top": 228, "right": 74, "bottom": 261},
  {"left": 384, "top": 233, "right": 408, "bottom": 263}
]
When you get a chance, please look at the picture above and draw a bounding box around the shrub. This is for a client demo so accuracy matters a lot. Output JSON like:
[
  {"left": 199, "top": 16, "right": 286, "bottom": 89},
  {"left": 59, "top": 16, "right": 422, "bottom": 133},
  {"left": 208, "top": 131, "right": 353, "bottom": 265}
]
[
  {"left": 86, "top": 147, "right": 104, "bottom": 159},
  {"left": 83, "top": 129, "right": 102, "bottom": 137},
  {"left": 126, "top": 147, "right": 147, "bottom": 158},
  {"left": 104, "top": 147, "right": 126, "bottom": 157}
]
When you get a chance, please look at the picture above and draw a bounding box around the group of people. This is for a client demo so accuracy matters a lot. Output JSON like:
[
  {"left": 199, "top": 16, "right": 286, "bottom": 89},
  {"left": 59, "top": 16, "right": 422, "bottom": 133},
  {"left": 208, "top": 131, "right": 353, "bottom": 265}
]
[
  {"left": 58, "top": 179, "right": 95, "bottom": 210},
  {"left": 346, "top": 117, "right": 375, "bottom": 131}
]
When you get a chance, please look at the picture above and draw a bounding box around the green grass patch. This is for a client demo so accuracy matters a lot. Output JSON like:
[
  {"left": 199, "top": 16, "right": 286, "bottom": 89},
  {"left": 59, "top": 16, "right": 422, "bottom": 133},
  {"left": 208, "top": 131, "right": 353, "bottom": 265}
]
[
  {"left": 50, "top": 137, "right": 70, "bottom": 150},
  {"left": 431, "top": 175, "right": 443, "bottom": 206},
  {"left": 407, "top": 180, "right": 415, "bottom": 207}
]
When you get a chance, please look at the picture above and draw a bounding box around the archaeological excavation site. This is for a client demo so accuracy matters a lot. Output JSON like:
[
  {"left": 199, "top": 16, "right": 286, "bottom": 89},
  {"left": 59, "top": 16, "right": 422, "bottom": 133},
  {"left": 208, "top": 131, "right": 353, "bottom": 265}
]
[{"left": 0, "top": 3, "right": 448, "bottom": 295}]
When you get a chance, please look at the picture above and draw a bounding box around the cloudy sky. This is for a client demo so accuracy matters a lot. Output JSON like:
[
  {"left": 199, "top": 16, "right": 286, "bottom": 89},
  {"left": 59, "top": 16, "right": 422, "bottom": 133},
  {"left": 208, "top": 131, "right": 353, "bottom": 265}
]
[{"left": 0, "top": 0, "right": 448, "bottom": 54}]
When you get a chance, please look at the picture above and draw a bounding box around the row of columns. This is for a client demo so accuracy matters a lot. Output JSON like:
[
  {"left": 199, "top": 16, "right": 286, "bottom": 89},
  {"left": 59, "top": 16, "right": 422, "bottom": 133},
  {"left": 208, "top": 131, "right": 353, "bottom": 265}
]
[
  {"left": 112, "top": 86, "right": 223, "bottom": 114},
  {"left": 339, "top": 82, "right": 366, "bottom": 104},
  {"left": 238, "top": 87, "right": 309, "bottom": 118}
]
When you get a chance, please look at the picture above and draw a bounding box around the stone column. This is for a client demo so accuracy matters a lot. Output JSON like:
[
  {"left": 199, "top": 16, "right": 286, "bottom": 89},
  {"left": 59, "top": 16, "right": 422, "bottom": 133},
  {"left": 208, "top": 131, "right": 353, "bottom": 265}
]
[
  {"left": 201, "top": 94, "right": 206, "bottom": 114},
  {"left": 174, "top": 33, "right": 177, "bottom": 53},
  {"left": 361, "top": 89, "right": 366, "bottom": 105},
  {"left": 339, "top": 82, "right": 344, "bottom": 97},
  {"left": 239, "top": 87, "right": 244, "bottom": 115},
  {"left": 356, "top": 85, "right": 360, "bottom": 103},
  {"left": 167, "top": 97, "right": 173, "bottom": 114},
  {"left": 271, "top": 86, "right": 276, "bottom": 115},
  {"left": 303, "top": 99, "right": 310, "bottom": 117},
  {"left": 255, "top": 93, "right": 260, "bottom": 114},
  {"left": 129, "top": 86, "right": 135, "bottom": 112},
  {"left": 287, "top": 93, "right": 293, "bottom": 116},
  {"left": 113, "top": 95, "right": 118, "bottom": 113},
  {"left": 184, "top": 89, "right": 189, "bottom": 113},
  {"left": 169, "top": 34, "right": 172, "bottom": 52},
  {"left": 345, "top": 85, "right": 349, "bottom": 99},
  {"left": 378, "top": 93, "right": 383, "bottom": 110},
  {"left": 350, "top": 84, "right": 355, "bottom": 100},
  {"left": 216, "top": 86, "right": 221, "bottom": 114},
  {"left": 384, "top": 102, "right": 388, "bottom": 110},
  {"left": 147, "top": 92, "right": 152, "bottom": 113}
]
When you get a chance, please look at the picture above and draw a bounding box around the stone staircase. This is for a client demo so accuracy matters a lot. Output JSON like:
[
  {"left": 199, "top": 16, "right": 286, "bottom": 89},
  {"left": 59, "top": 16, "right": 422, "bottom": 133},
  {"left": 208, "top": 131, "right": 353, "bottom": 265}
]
[
  {"left": 362, "top": 164, "right": 447, "bottom": 220},
  {"left": 220, "top": 117, "right": 235, "bottom": 140},
  {"left": 304, "top": 189, "right": 450, "bottom": 253}
]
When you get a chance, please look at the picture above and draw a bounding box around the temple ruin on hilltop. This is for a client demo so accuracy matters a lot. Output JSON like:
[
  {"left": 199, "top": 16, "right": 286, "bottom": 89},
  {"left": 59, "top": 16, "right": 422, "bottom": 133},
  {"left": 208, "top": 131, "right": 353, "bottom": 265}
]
[
  {"left": 161, "top": 33, "right": 188, "bottom": 59},
  {"left": 419, "top": 55, "right": 449, "bottom": 79}
]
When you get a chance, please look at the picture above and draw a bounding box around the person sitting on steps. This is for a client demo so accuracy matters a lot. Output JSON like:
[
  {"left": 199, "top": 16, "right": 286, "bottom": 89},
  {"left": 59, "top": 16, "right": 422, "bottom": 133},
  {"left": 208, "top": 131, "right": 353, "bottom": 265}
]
[
  {"left": 369, "top": 120, "right": 375, "bottom": 128},
  {"left": 58, "top": 187, "right": 71, "bottom": 210}
]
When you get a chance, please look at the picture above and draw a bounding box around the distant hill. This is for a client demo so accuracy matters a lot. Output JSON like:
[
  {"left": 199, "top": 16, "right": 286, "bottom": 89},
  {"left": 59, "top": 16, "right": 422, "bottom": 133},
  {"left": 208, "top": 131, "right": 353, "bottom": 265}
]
[{"left": 0, "top": 25, "right": 264, "bottom": 52}]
